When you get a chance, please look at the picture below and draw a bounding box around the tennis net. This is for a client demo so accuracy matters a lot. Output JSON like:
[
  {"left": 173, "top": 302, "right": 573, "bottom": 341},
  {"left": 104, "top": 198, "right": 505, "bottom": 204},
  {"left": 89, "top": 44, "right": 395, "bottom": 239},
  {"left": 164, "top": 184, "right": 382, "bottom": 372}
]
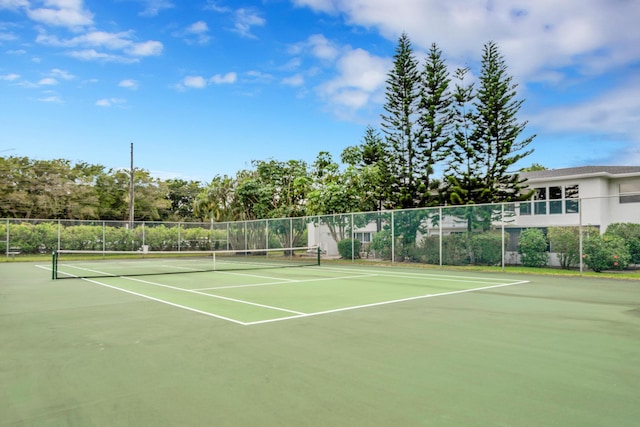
[{"left": 52, "top": 246, "right": 320, "bottom": 279}]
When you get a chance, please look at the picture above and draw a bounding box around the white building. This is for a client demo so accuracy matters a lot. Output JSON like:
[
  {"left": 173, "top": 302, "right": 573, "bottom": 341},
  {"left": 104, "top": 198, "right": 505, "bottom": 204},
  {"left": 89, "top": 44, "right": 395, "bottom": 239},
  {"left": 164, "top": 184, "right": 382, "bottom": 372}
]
[{"left": 513, "top": 166, "right": 640, "bottom": 229}]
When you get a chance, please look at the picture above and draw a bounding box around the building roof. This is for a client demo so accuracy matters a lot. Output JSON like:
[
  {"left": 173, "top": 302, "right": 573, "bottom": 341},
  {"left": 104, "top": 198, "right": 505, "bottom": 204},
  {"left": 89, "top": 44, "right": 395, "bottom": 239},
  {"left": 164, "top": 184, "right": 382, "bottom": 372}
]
[{"left": 520, "top": 166, "right": 640, "bottom": 181}]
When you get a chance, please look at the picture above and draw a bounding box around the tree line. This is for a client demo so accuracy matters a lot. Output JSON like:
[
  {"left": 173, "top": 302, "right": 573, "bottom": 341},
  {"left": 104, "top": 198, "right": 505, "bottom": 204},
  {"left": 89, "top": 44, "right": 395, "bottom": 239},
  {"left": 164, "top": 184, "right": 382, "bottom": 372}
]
[{"left": 1, "top": 35, "right": 534, "bottom": 222}]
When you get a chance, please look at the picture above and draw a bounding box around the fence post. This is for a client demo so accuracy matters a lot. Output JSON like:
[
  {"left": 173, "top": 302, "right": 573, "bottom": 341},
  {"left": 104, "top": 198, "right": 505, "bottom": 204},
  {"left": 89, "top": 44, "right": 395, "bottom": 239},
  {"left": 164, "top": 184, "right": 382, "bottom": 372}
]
[
  {"left": 391, "top": 211, "right": 395, "bottom": 264},
  {"left": 439, "top": 207, "right": 443, "bottom": 267},
  {"left": 501, "top": 204, "right": 505, "bottom": 271},
  {"left": 351, "top": 213, "right": 355, "bottom": 262},
  {"left": 579, "top": 198, "right": 583, "bottom": 273},
  {"left": 226, "top": 222, "right": 229, "bottom": 251}
]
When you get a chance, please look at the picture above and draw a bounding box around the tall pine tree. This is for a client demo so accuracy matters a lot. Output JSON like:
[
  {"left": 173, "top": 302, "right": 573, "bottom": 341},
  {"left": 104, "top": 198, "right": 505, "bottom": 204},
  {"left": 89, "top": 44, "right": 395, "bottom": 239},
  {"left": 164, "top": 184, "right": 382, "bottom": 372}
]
[
  {"left": 416, "top": 43, "right": 453, "bottom": 206},
  {"left": 446, "top": 66, "right": 481, "bottom": 205},
  {"left": 381, "top": 33, "right": 421, "bottom": 209},
  {"left": 471, "top": 41, "right": 535, "bottom": 203}
]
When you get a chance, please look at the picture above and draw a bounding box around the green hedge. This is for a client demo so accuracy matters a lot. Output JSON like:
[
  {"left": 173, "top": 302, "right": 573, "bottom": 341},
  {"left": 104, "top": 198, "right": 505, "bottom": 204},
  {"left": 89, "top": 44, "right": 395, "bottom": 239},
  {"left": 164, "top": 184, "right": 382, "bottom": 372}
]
[
  {"left": 337, "top": 239, "right": 362, "bottom": 260},
  {"left": 3, "top": 222, "right": 226, "bottom": 254},
  {"left": 518, "top": 228, "right": 548, "bottom": 267},
  {"left": 583, "top": 233, "right": 630, "bottom": 272}
]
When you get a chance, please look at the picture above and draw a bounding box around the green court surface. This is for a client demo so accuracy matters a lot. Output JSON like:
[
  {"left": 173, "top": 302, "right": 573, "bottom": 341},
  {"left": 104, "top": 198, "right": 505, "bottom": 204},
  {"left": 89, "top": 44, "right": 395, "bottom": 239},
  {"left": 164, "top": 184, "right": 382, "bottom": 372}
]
[{"left": 1, "top": 261, "right": 639, "bottom": 426}]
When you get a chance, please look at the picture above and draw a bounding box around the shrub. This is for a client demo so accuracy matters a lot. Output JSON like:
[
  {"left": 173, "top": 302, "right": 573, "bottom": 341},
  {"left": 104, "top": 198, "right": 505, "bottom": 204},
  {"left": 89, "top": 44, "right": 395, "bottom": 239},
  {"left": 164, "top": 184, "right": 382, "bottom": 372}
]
[
  {"left": 547, "top": 226, "right": 580, "bottom": 269},
  {"left": 337, "top": 239, "right": 361, "bottom": 260},
  {"left": 416, "top": 235, "right": 441, "bottom": 264},
  {"left": 8, "top": 223, "right": 41, "bottom": 254},
  {"left": 583, "top": 233, "right": 630, "bottom": 272},
  {"left": 470, "top": 231, "right": 503, "bottom": 265},
  {"left": 414, "top": 234, "right": 473, "bottom": 266},
  {"left": 442, "top": 233, "right": 470, "bottom": 265},
  {"left": 60, "top": 225, "right": 103, "bottom": 251},
  {"left": 518, "top": 228, "right": 548, "bottom": 267},
  {"left": 370, "top": 229, "right": 392, "bottom": 260},
  {"left": 605, "top": 223, "right": 640, "bottom": 265}
]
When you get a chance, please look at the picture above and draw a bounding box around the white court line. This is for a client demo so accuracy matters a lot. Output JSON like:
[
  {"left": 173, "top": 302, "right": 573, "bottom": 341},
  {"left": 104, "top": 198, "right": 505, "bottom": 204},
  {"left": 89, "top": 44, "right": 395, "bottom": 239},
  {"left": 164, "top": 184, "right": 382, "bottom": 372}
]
[
  {"left": 310, "top": 265, "right": 522, "bottom": 284},
  {"left": 44, "top": 268, "right": 249, "bottom": 325},
  {"left": 193, "top": 274, "right": 379, "bottom": 291},
  {"left": 214, "top": 270, "right": 298, "bottom": 282},
  {"left": 123, "top": 276, "right": 306, "bottom": 315},
  {"left": 245, "top": 280, "right": 531, "bottom": 326},
  {"left": 49, "top": 264, "right": 306, "bottom": 316}
]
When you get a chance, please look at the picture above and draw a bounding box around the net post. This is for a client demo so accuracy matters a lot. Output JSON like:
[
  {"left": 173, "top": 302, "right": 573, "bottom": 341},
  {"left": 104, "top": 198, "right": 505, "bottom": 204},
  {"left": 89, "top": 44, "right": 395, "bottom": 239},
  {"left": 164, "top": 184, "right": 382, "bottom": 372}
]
[
  {"left": 51, "top": 251, "right": 57, "bottom": 280},
  {"left": 317, "top": 246, "right": 321, "bottom": 266}
]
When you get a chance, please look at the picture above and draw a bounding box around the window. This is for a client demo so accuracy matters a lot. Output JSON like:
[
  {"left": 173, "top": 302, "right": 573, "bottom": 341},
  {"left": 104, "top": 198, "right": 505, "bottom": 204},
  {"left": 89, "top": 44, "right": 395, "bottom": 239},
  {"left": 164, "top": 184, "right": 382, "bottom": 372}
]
[
  {"left": 549, "top": 186, "right": 563, "bottom": 214},
  {"left": 353, "top": 232, "right": 371, "bottom": 243},
  {"left": 620, "top": 183, "right": 640, "bottom": 204},
  {"left": 534, "top": 188, "right": 547, "bottom": 215},
  {"left": 519, "top": 202, "right": 531, "bottom": 215},
  {"left": 565, "top": 185, "right": 579, "bottom": 213}
]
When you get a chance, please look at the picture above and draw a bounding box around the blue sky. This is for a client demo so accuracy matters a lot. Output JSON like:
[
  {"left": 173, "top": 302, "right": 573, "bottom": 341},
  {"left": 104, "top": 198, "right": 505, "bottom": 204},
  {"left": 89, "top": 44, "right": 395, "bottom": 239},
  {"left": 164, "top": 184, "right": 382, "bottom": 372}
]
[{"left": 1, "top": 0, "right": 639, "bottom": 183}]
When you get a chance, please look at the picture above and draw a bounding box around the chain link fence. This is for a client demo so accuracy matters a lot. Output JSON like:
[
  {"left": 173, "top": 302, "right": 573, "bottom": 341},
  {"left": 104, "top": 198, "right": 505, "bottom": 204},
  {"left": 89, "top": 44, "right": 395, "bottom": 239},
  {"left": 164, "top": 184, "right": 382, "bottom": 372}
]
[{"left": 4, "top": 195, "right": 638, "bottom": 271}]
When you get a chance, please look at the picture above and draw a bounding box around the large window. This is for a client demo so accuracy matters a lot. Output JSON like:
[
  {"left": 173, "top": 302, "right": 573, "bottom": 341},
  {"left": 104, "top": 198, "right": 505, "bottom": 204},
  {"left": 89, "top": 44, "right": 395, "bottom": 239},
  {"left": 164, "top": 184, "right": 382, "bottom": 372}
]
[
  {"left": 549, "top": 186, "right": 563, "bottom": 214},
  {"left": 522, "top": 185, "right": 579, "bottom": 215},
  {"left": 353, "top": 232, "right": 371, "bottom": 243},
  {"left": 519, "top": 201, "right": 531, "bottom": 215},
  {"left": 620, "top": 183, "right": 640, "bottom": 204},
  {"left": 534, "top": 188, "right": 547, "bottom": 215},
  {"left": 565, "top": 185, "right": 579, "bottom": 213}
]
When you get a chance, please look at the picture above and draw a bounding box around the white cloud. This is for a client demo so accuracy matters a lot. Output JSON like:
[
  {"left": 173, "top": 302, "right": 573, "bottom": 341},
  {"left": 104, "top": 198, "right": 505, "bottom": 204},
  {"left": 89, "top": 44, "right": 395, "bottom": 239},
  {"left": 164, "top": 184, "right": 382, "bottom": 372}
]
[
  {"left": 0, "top": 32, "right": 18, "bottom": 41},
  {"left": 291, "top": 0, "right": 337, "bottom": 14},
  {"left": 38, "top": 30, "right": 133, "bottom": 50},
  {"left": 183, "top": 75, "right": 207, "bottom": 89},
  {"left": 308, "top": 34, "right": 339, "bottom": 61},
  {"left": 67, "top": 49, "right": 138, "bottom": 63},
  {"left": 245, "top": 70, "right": 274, "bottom": 83},
  {"left": 136, "top": 0, "right": 174, "bottom": 17},
  {"left": 0, "top": 73, "right": 20, "bottom": 80},
  {"left": 530, "top": 79, "right": 640, "bottom": 144},
  {"left": 285, "top": 32, "right": 391, "bottom": 118},
  {"left": 174, "top": 72, "right": 237, "bottom": 91},
  {"left": 319, "top": 47, "right": 390, "bottom": 111},
  {"left": 38, "top": 95, "right": 63, "bottom": 103},
  {"left": 323, "top": 1, "right": 636, "bottom": 81},
  {"left": 6, "top": 49, "right": 26, "bottom": 54},
  {"left": 38, "top": 77, "right": 58, "bottom": 85},
  {"left": 27, "top": 0, "right": 94, "bottom": 29},
  {"left": 37, "top": 30, "right": 163, "bottom": 61},
  {"left": 96, "top": 97, "right": 126, "bottom": 107},
  {"left": 232, "top": 8, "right": 265, "bottom": 38},
  {"left": 0, "top": 0, "right": 29, "bottom": 9},
  {"left": 210, "top": 72, "right": 237, "bottom": 84},
  {"left": 125, "top": 40, "right": 163, "bottom": 56},
  {"left": 119, "top": 79, "right": 139, "bottom": 90},
  {"left": 204, "top": 0, "right": 230, "bottom": 13},
  {"left": 289, "top": 34, "right": 339, "bottom": 62},
  {"left": 282, "top": 74, "right": 305, "bottom": 87},
  {"left": 187, "top": 21, "right": 208, "bottom": 34},
  {"left": 17, "top": 80, "right": 38, "bottom": 88},
  {"left": 50, "top": 68, "right": 74, "bottom": 80},
  {"left": 178, "top": 20, "right": 211, "bottom": 45}
]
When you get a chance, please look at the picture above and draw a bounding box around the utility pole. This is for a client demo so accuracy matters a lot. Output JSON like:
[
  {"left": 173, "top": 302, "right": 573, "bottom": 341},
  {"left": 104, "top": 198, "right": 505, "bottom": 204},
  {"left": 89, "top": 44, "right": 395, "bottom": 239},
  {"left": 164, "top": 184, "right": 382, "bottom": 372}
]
[{"left": 129, "top": 142, "right": 134, "bottom": 226}]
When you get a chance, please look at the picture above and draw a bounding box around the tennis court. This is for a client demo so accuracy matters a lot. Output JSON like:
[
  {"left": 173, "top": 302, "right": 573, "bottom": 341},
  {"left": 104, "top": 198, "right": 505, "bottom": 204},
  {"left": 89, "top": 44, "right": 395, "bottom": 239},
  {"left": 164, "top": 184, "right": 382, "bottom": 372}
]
[{"left": 2, "top": 259, "right": 639, "bottom": 426}]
